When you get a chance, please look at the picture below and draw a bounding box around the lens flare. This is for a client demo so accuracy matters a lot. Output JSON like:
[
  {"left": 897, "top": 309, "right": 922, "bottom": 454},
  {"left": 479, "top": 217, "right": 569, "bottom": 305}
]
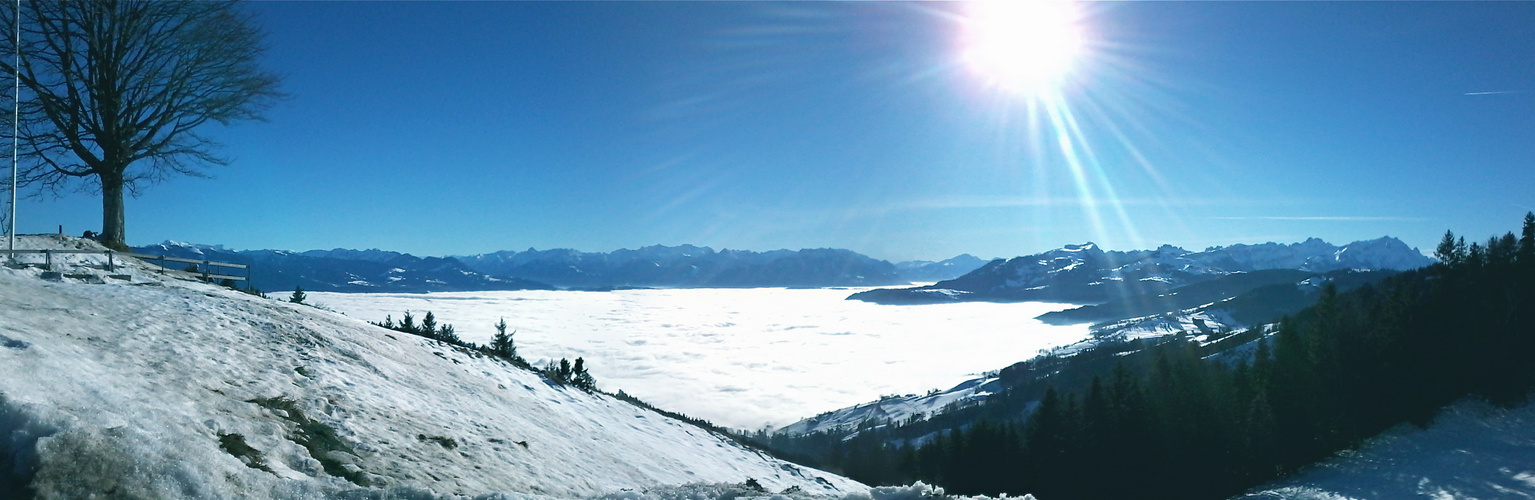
[
  {"left": 951, "top": 0, "right": 1181, "bottom": 299},
  {"left": 961, "top": 0, "right": 1084, "bottom": 95}
]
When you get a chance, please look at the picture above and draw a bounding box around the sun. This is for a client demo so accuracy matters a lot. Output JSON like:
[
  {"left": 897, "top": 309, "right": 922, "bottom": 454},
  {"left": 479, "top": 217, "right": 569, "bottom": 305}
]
[{"left": 960, "top": 0, "right": 1085, "bottom": 95}]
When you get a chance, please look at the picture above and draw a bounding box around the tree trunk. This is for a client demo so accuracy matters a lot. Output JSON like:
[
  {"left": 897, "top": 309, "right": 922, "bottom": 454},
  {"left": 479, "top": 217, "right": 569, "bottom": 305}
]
[{"left": 99, "top": 174, "right": 127, "bottom": 250}]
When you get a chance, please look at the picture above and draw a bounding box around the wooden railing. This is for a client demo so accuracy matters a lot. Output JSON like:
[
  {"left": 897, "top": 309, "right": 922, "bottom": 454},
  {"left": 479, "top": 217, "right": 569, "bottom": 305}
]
[
  {"left": 124, "top": 252, "right": 250, "bottom": 283},
  {"left": 4, "top": 249, "right": 250, "bottom": 283}
]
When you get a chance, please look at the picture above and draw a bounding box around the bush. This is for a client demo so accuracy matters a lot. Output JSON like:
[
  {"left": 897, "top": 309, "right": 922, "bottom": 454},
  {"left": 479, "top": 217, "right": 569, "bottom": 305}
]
[{"left": 543, "top": 357, "right": 597, "bottom": 391}]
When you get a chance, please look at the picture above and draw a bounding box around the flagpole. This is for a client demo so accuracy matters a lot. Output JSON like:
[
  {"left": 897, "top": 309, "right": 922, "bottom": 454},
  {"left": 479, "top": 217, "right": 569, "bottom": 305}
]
[{"left": 7, "top": 0, "right": 17, "bottom": 260}]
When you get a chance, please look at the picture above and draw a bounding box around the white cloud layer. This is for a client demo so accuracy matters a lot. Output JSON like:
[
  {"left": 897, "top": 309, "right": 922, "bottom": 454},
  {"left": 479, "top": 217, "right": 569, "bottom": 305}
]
[{"left": 310, "top": 289, "right": 1089, "bottom": 430}]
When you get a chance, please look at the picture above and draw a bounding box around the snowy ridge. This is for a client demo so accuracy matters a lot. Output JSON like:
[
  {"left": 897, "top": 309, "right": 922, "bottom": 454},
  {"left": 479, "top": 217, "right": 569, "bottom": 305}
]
[
  {"left": 1, "top": 236, "right": 867, "bottom": 498},
  {"left": 774, "top": 377, "right": 1002, "bottom": 437},
  {"left": 1089, "top": 308, "right": 1243, "bottom": 344}
]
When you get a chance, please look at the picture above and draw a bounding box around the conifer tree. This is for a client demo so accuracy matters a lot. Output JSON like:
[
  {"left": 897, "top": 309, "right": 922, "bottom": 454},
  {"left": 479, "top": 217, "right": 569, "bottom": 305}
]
[
  {"left": 421, "top": 312, "right": 437, "bottom": 337},
  {"left": 400, "top": 311, "right": 418, "bottom": 334},
  {"left": 1435, "top": 230, "right": 1461, "bottom": 265},
  {"left": 289, "top": 285, "right": 306, "bottom": 304},
  {"left": 490, "top": 318, "right": 517, "bottom": 360},
  {"left": 1521, "top": 212, "right": 1535, "bottom": 263},
  {"left": 572, "top": 357, "right": 597, "bottom": 391},
  {"left": 436, "top": 323, "right": 459, "bottom": 344}
]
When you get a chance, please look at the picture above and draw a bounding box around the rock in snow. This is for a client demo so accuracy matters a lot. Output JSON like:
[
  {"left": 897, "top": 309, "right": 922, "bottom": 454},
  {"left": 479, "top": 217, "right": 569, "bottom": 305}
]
[{"left": 0, "top": 235, "right": 867, "bottom": 499}]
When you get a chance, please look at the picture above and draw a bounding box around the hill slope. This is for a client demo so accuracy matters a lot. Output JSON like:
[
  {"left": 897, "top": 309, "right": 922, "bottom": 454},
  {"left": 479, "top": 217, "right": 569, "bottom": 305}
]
[
  {"left": 1, "top": 235, "right": 863, "bottom": 498},
  {"left": 1239, "top": 399, "right": 1535, "bottom": 499}
]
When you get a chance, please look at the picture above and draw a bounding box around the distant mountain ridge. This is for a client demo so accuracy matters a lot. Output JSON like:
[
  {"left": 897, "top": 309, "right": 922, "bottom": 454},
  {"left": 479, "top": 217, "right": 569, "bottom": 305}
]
[
  {"left": 892, "top": 254, "right": 989, "bottom": 283},
  {"left": 849, "top": 236, "right": 1433, "bottom": 306},
  {"left": 453, "top": 245, "right": 930, "bottom": 289},
  {"left": 132, "top": 241, "right": 555, "bottom": 294},
  {"left": 131, "top": 242, "right": 984, "bottom": 293}
]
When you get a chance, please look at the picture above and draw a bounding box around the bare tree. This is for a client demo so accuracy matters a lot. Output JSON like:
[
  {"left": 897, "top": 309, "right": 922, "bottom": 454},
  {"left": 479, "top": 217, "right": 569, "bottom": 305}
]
[{"left": 0, "top": 0, "right": 281, "bottom": 250}]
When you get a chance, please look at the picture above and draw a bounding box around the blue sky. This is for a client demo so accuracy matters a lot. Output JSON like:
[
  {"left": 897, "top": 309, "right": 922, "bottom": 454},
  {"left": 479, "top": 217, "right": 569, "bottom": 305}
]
[{"left": 12, "top": 1, "right": 1535, "bottom": 262}]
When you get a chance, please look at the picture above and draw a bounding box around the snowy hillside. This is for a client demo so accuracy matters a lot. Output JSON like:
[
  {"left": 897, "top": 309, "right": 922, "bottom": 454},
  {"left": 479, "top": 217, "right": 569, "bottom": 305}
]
[
  {"left": 775, "top": 377, "right": 1002, "bottom": 438},
  {"left": 1239, "top": 399, "right": 1535, "bottom": 499},
  {"left": 0, "top": 235, "right": 865, "bottom": 498}
]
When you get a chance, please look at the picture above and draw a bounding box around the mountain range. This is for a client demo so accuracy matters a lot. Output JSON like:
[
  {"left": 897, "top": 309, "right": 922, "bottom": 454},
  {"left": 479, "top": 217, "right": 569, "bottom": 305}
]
[
  {"left": 848, "top": 237, "right": 1434, "bottom": 306},
  {"left": 453, "top": 245, "right": 912, "bottom": 289},
  {"left": 130, "top": 242, "right": 989, "bottom": 293}
]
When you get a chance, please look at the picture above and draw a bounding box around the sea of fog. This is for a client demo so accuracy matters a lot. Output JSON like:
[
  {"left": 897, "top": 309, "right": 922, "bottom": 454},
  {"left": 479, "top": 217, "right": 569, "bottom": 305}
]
[{"left": 309, "top": 288, "right": 1090, "bottom": 430}]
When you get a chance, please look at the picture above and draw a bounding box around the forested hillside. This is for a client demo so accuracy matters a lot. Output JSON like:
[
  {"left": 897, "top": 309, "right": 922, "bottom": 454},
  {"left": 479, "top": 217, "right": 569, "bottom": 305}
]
[{"left": 759, "top": 215, "right": 1535, "bottom": 499}]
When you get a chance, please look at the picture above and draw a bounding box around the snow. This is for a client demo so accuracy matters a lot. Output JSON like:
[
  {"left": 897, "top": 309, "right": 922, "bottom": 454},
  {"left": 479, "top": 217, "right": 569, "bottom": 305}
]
[
  {"left": 1, "top": 235, "right": 870, "bottom": 498},
  {"left": 307, "top": 289, "right": 1090, "bottom": 431},
  {"left": 1095, "top": 308, "right": 1242, "bottom": 342},
  {"left": 1239, "top": 399, "right": 1535, "bottom": 499},
  {"left": 775, "top": 377, "right": 1001, "bottom": 437}
]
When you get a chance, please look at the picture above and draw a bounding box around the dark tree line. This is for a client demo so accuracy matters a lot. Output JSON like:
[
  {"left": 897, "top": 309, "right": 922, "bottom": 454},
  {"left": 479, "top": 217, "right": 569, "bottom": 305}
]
[{"left": 764, "top": 214, "right": 1535, "bottom": 499}]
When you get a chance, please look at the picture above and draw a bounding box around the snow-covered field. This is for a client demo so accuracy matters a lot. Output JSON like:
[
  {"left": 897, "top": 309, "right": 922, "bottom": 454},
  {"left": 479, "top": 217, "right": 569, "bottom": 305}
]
[
  {"left": 0, "top": 235, "right": 873, "bottom": 498},
  {"left": 308, "top": 289, "right": 1090, "bottom": 430}
]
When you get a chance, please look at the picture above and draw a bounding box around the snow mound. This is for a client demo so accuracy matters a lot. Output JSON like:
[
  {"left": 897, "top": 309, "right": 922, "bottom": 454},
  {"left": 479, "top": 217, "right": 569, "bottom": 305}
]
[{"left": 0, "top": 235, "right": 864, "bottom": 498}]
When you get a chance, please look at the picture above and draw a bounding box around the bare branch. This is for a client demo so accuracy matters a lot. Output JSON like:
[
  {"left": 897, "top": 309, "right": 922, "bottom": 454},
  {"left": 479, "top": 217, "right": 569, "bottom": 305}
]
[{"left": 0, "top": 0, "right": 282, "bottom": 246}]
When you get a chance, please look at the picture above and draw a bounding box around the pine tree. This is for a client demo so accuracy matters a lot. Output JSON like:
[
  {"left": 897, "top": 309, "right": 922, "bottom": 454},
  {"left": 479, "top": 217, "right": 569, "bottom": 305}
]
[
  {"left": 572, "top": 357, "right": 597, "bottom": 391},
  {"left": 1521, "top": 212, "right": 1535, "bottom": 264},
  {"left": 436, "top": 324, "right": 460, "bottom": 344},
  {"left": 1435, "top": 230, "right": 1460, "bottom": 265},
  {"left": 400, "top": 311, "right": 418, "bottom": 334},
  {"left": 490, "top": 318, "right": 517, "bottom": 360},
  {"left": 421, "top": 312, "right": 438, "bottom": 337},
  {"left": 544, "top": 358, "right": 576, "bottom": 384},
  {"left": 289, "top": 285, "right": 306, "bottom": 304}
]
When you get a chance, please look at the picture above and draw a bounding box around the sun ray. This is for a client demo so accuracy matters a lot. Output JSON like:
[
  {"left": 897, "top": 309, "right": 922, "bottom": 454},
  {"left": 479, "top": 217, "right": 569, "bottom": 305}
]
[{"left": 961, "top": 0, "right": 1085, "bottom": 96}]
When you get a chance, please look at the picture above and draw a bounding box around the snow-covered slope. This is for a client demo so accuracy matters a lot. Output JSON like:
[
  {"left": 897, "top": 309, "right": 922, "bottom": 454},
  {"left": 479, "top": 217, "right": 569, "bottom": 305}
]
[
  {"left": 0, "top": 235, "right": 864, "bottom": 498},
  {"left": 775, "top": 377, "right": 1001, "bottom": 437},
  {"left": 1239, "top": 399, "right": 1535, "bottom": 499}
]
